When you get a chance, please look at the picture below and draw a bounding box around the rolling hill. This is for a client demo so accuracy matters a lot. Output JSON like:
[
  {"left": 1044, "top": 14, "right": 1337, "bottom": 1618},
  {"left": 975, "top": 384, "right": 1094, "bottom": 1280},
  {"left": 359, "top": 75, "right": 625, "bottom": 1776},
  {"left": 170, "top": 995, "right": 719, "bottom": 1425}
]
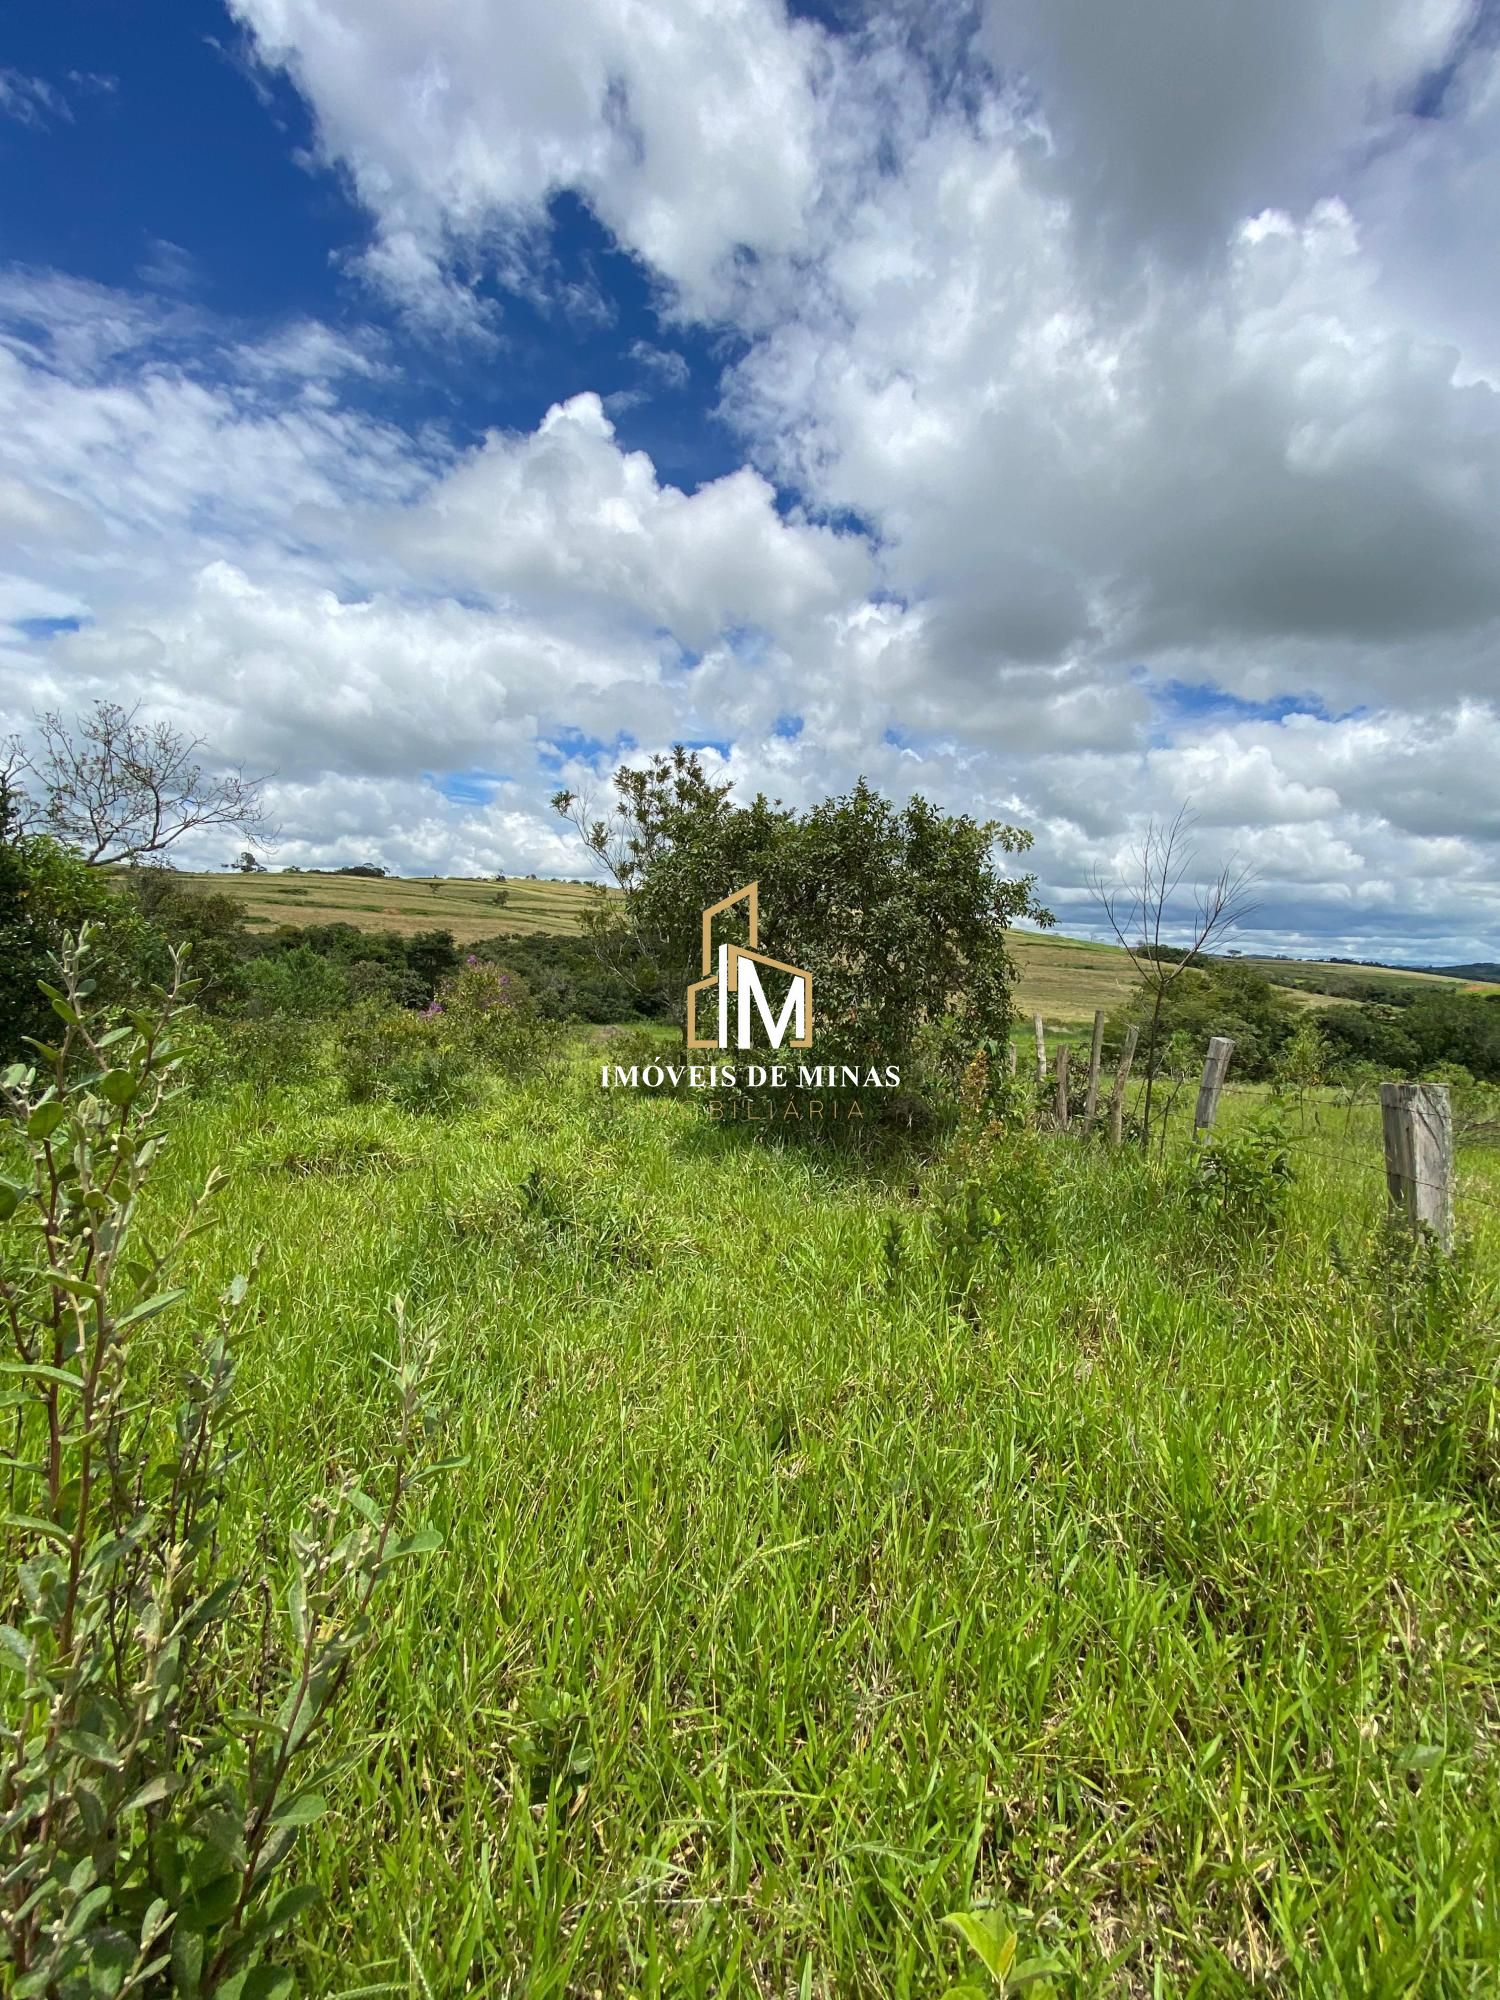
[{"left": 187, "top": 870, "right": 1490, "bottom": 1030}]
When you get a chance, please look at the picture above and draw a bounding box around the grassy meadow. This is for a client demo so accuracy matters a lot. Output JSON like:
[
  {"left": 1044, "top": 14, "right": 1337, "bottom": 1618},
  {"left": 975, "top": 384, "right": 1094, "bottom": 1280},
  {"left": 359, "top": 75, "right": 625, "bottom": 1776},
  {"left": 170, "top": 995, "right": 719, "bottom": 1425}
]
[{"left": 134, "top": 1045, "right": 1500, "bottom": 1997}]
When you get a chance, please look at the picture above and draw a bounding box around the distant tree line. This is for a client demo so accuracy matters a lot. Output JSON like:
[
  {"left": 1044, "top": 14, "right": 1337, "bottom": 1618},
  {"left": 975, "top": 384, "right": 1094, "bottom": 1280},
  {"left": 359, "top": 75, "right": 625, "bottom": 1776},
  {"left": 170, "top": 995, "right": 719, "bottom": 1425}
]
[
  {"left": 1108, "top": 956, "right": 1500, "bottom": 1085},
  {"left": 0, "top": 829, "right": 671, "bottom": 1058}
]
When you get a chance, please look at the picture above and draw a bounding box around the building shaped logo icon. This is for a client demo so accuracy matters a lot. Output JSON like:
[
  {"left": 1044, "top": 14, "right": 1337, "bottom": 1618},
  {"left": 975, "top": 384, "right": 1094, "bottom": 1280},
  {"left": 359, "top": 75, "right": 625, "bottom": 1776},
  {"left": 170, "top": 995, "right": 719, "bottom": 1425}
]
[{"left": 685, "top": 882, "right": 813, "bottom": 1051}]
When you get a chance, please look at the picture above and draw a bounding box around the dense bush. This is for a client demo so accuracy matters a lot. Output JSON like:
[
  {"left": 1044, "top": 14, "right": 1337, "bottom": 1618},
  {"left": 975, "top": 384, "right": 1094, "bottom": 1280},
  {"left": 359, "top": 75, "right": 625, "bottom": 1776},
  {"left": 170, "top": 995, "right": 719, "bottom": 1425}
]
[
  {"left": 1315, "top": 987, "right": 1500, "bottom": 1082},
  {"left": 0, "top": 791, "right": 154, "bottom": 1060},
  {"left": 1180, "top": 1112, "right": 1295, "bottom": 1244},
  {"left": 191, "top": 1015, "right": 326, "bottom": 1097},
  {"left": 236, "top": 946, "right": 351, "bottom": 1020},
  {"left": 334, "top": 1004, "right": 480, "bottom": 1115},
  {"left": 1108, "top": 961, "right": 1299, "bottom": 1082},
  {"left": 472, "top": 931, "right": 668, "bottom": 1022},
  {"left": 239, "top": 923, "right": 459, "bottom": 1008},
  {"left": 426, "top": 957, "right": 546, "bottom": 1075},
  {"left": 334, "top": 957, "right": 546, "bottom": 1112},
  {"left": 124, "top": 867, "right": 250, "bottom": 1008}
]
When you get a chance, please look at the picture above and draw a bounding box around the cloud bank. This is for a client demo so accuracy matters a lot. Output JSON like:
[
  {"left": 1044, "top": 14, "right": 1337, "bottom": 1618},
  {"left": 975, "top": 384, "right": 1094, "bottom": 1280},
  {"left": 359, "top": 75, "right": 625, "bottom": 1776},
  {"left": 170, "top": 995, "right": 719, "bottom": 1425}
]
[{"left": 2, "top": 0, "right": 1498, "bottom": 960}]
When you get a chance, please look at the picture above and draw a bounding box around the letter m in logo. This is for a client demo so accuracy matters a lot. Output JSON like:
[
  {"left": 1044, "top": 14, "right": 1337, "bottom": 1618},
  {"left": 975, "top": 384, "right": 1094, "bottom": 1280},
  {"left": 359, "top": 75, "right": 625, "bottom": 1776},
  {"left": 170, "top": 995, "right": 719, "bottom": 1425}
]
[{"left": 685, "top": 882, "right": 813, "bottom": 1050}]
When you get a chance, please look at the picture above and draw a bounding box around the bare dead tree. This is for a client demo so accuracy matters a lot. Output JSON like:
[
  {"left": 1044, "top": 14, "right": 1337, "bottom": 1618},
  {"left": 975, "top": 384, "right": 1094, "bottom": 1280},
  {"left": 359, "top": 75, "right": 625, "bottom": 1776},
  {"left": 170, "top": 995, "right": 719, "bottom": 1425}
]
[
  {"left": 1088, "top": 806, "right": 1257, "bottom": 1150},
  {"left": 13, "top": 701, "right": 272, "bottom": 866}
]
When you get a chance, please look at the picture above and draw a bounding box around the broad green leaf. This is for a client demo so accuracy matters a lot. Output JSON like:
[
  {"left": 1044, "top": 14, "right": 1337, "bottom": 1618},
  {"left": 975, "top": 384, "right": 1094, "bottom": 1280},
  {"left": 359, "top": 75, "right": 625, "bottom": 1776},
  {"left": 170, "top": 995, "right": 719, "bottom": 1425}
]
[
  {"left": 122, "top": 1772, "right": 184, "bottom": 1812},
  {"left": 45, "top": 1269, "right": 101, "bottom": 1300},
  {"left": 5, "top": 1511, "right": 72, "bottom": 1551},
  {"left": 942, "top": 1912, "right": 1018, "bottom": 1985},
  {"left": 0, "top": 1361, "right": 85, "bottom": 1393},
  {"left": 61, "top": 1881, "right": 112, "bottom": 1939},
  {"left": 262, "top": 1883, "right": 322, "bottom": 1931},
  {"left": 140, "top": 1895, "right": 172, "bottom": 1946},
  {"left": 26, "top": 1100, "right": 66, "bottom": 1140},
  {"left": 114, "top": 1287, "right": 187, "bottom": 1331},
  {"left": 57, "top": 1727, "right": 125, "bottom": 1770},
  {"left": 178, "top": 1871, "right": 241, "bottom": 1930},
  {"left": 170, "top": 1923, "right": 205, "bottom": 1997},
  {"left": 218, "top": 1966, "right": 295, "bottom": 2000},
  {"left": 385, "top": 1526, "right": 443, "bottom": 1560},
  {"left": 270, "top": 1790, "right": 328, "bottom": 1828}
]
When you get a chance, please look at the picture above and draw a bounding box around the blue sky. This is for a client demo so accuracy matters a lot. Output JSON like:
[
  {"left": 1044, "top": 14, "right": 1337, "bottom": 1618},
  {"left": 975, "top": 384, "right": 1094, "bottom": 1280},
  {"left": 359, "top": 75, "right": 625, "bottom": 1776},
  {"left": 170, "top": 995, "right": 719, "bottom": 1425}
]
[
  {"left": 2, "top": 0, "right": 1499, "bottom": 961},
  {"left": 1, "top": 2, "right": 743, "bottom": 487}
]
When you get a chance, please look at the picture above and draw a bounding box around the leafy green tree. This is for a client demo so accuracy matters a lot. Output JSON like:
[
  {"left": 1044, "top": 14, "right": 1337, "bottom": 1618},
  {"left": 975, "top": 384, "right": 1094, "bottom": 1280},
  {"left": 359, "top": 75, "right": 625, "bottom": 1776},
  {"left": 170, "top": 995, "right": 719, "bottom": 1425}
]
[
  {"left": 555, "top": 749, "right": 1051, "bottom": 1088},
  {"left": 124, "top": 866, "right": 250, "bottom": 1010},
  {"left": 0, "top": 773, "right": 153, "bottom": 1059},
  {"left": 1272, "top": 1015, "right": 1329, "bottom": 1121},
  {"left": 402, "top": 929, "right": 461, "bottom": 1002},
  {"left": 1109, "top": 960, "right": 1297, "bottom": 1084},
  {"left": 237, "top": 947, "right": 351, "bottom": 1020},
  {"left": 1315, "top": 988, "right": 1500, "bottom": 1082}
]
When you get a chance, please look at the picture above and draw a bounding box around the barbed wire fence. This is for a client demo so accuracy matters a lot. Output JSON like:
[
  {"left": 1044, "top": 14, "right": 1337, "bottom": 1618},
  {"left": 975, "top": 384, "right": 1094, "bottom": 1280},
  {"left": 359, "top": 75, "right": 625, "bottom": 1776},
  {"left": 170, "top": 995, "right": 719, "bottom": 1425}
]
[{"left": 1031, "top": 1010, "right": 1500, "bottom": 1242}]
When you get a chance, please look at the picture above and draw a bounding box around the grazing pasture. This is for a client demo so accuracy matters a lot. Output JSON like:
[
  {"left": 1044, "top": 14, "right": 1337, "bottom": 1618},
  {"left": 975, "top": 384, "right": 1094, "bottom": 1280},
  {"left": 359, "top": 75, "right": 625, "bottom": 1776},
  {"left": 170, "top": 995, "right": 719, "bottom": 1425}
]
[{"left": 136, "top": 1051, "right": 1500, "bottom": 1996}]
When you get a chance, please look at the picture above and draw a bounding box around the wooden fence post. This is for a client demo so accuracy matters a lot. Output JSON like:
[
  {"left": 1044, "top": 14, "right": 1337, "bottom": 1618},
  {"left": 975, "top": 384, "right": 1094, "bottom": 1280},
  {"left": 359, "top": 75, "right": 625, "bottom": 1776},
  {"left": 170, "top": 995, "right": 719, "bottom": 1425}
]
[
  {"left": 1193, "top": 1037, "right": 1235, "bottom": 1134},
  {"left": 1081, "top": 1009, "right": 1104, "bottom": 1130},
  {"left": 1054, "top": 1046, "right": 1070, "bottom": 1130},
  {"left": 1379, "top": 1082, "right": 1454, "bottom": 1250},
  {"left": 1109, "top": 1025, "right": 1139, "bottom": 1148},
  {"left": 1005, "top": 1040, "right": 1017, "bottom": 1076},
  {"left": 1033, "top": 1012, "right": 1046, "bottom": 1086}
]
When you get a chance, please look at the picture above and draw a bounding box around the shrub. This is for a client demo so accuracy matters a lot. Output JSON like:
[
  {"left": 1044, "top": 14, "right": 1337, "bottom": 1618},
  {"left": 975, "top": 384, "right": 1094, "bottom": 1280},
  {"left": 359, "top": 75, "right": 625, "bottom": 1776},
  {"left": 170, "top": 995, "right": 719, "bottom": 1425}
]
[
  {"left": 925, "top": 1119, "right": 1054, "bottom": 1311},
  {"left": 235, "top": 948, "right": 350, "bottom": 1020},
  {"left": 124, "top": 869, "right": 250, "bottom": 1010},
  {"left": 1180, "top": 1112, "right": 1294, "bottom": 1243},
  {"left": 334, "top": 1004, "right": 479, "bottom": 1114},
  {"left": 427, "top": 957, "right": 546, "bottom": 1077},
  {"left": 1108, "top": 961, "right": 1298, "bottom": 1086},
  {"left": 0, "top": 930, "right": 447, "bottom": 1995},
  {"left": 347, "top": 958, "right": 425, "bottom": 1009},
  {"left": 212, "top": 1016, "right": 325, "bottom": 1097},
  {"left": 472, "top": 932, "right": 670, "bottom": 1023}
]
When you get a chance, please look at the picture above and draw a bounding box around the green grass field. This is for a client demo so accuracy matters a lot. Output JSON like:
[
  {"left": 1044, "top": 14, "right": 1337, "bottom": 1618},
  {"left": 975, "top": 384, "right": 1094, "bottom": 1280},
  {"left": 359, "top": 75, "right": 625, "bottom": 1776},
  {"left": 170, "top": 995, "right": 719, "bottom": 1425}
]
[
  {"left": 135, "top": 1050, "right": 1500, "bottom": 1996},
  {"left": 191, "top": 874, "right": 1488, "bottom": 1032},
  {"left": 205, "top": 871, "right": 605, "bottom": 942}
]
